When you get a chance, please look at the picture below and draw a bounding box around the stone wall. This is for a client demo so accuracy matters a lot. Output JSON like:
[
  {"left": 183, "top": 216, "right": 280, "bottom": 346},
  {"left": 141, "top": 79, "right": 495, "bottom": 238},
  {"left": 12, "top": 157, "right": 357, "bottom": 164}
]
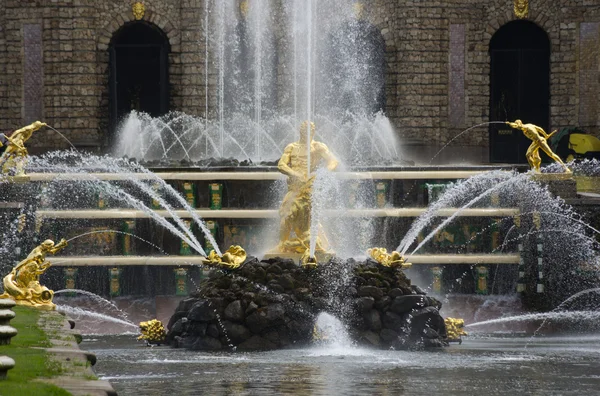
[{"left": 1, "top": 1, "right": 600, "bottom": 161}]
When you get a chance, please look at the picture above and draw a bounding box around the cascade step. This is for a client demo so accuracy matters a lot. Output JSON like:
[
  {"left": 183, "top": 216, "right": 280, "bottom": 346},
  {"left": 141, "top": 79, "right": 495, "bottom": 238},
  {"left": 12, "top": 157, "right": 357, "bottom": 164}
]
[
  {"left": 49, "top": 254, "right": 520, "bottom": 266},
  {"left": 25, "top": 170, "right": 507, "bottom": 182},
  {"left": 36, "top": 208, "right": 520, "bottom": 219}
]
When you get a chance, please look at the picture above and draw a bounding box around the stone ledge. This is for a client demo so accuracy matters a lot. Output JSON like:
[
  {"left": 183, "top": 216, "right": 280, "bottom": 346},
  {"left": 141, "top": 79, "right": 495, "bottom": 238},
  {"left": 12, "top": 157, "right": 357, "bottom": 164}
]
[{"left": 37, "top": 311, "right": 116, "bottom": 396}]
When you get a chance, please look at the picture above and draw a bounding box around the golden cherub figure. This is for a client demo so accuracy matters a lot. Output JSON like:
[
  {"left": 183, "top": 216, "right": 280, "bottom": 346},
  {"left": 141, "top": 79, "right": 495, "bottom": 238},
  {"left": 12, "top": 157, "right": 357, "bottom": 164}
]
[
  {"left": 0, "top": 121, "right": 47, "bottom": 176},
  {"left": 275, "top": 121, "right": 339, "bottom": 257},
  {"left": 506, "top": 120, "right": 570, "bottom": 173},
  {"left": 0, "top": 238, "right": 67, "bottom": 310}
]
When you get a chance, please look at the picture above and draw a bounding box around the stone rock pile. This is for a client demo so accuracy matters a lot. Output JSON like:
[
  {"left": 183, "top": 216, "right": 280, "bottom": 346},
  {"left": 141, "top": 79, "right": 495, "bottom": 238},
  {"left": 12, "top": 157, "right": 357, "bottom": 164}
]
[{"left": 167, "top": 258, "right": 447, "bottom": 351}]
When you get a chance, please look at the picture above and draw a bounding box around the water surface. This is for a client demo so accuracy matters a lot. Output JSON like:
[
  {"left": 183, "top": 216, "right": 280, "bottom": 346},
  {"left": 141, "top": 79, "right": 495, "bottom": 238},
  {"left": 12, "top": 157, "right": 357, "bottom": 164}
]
[{"left": 87, "top": 334, "right": 600, "bottom": 395}]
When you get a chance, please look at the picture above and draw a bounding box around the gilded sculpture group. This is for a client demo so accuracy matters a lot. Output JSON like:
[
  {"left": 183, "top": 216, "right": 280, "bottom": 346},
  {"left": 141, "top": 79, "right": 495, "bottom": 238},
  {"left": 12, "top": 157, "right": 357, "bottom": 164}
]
[{"left": 0, "top": 117, "right": 572, "bottom": 309}]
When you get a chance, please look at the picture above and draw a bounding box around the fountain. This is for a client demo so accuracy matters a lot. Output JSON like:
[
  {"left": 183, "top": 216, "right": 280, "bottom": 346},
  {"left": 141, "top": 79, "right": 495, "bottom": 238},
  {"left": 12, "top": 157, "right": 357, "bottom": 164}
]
[{"left": 1, "top": 0, "right": 600, "bottom": 393}]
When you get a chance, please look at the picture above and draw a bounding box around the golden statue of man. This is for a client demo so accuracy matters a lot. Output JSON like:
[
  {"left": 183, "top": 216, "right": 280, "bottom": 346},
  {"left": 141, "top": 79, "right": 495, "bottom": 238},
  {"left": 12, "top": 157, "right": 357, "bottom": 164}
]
[
  {"left": 506, "top": 119, "right": 570, "bottom": 173},
  {"left": 0, "top": 238, "right": 67, "bottom": 310},
  {"left": 0, "top": 121, "right": 46, "bottom": 175},
  {"left": 275, "top": 121, "right": 338, "bottom": 255}
]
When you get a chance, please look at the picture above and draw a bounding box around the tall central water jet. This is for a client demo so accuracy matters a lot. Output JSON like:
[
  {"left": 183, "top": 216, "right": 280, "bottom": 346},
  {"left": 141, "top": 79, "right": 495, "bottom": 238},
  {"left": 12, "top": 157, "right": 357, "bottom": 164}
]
[{"left": 114, "top": 0, "right": 398, "bottom": 166}]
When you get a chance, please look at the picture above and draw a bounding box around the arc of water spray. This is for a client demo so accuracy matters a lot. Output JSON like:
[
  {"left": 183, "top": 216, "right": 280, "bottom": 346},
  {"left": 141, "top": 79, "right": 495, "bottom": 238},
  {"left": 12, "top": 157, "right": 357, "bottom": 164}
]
[
  {"left": 428, "top": 121, "right": 507, "bottom": 164},
  {"left": 66, "top": 230, "right": 169, "bottom": 255},
  {"left": 403, "top": 174, "right": 521, "bottom": 256},
  {"left": 47, "top": 169, "right": 205, "bottom": 255},
  {"left": 46, "top": 126, "right": 78, "bottom": 151}
]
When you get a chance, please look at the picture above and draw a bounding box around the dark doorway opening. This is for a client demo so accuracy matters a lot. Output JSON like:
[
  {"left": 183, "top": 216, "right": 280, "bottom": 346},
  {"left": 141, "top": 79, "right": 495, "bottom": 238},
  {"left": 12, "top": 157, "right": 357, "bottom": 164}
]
[
  {"left": 109, "top": 22, "right": 170, "bottom": 132},
  {"left": 489, "top": 21, "right": 550, "bottom": 163}
]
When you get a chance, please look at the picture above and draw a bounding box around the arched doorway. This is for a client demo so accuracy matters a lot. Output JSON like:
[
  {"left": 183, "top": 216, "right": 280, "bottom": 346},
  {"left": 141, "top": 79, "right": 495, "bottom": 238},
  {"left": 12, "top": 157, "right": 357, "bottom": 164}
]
[
  {"left": 489, "top": 21, "right": 550, "bottom": 163},
  {"left": 109, "top": 22, "right": 170, "bottom": 130}
]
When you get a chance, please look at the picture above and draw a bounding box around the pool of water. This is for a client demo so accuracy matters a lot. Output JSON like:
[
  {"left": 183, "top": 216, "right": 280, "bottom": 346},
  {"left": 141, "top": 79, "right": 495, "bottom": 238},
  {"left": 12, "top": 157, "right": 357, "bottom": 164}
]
[{"left": 86, "top": 334, "right": 600, "bottom": 395}]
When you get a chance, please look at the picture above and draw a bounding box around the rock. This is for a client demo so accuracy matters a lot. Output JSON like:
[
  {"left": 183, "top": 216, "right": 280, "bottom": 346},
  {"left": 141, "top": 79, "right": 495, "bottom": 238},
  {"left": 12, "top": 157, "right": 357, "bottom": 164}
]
[
  {"left": 238, "top": 335, "right": 277, "bottom": 351},
  {"left": 380, "top": 328, "right": 399, "bottom": 343},
  {"left": 382, "top": 311, "right": 405, "bottom": 330},
  {"left": 190, "top": 336, "right": 222, "bottom": 351},
  {"left": 167, "top": 310, "right": 188, "bottom": 330},
  {"left": 167, "top": 318, "right": 188, "bottom": 342},
  {"left": 223, "top": 322, "right": 251, "bottom": 343},
  {"left": 411, "top": 285, "right": 427, "bottom": 295},
  {"left": 388, "top": 288, "right": 405, "bottom": 298},
  {"left": 246, "top": 303, "right": 285, "bottom": 333},
  {"left": 374, "top": 296, "right": 391, "bottom": 311},
  {"left": 423, "top": 338, "right": 445, "bottom": 348},
  {"left": 170, "top": 258, "right": 449, "bottom": 351},
  {"left": 389, "top": 295, "right": 428, "bottom": 314},
  {"left": 355, "top": 297, "right": 375, "bottom": 313},
  {"left": 427, "top": 297, "right": 442, "bottom": 310},
  {"left": 254, "top": 266, "right": 267, "bottom": 282},
  {"left": 267, "top": 264, "right": 282, "bottom": 274},
  {"left": 224, "top": 300, "right": 244, "bottom": 322},
  {"left": 362, "top": 331, "right": 380, "bottom": 346},
  {"left": 357, "top": 286, "right": 384, "bottom": 300},
  {"left": 216, "top": 276, "right": 232, "bottom": 289},
  {"left": 422, "top": 328, "right": 440, "bottom": 339},
  {"left": 409, "top": 307, "right": 446, "bottom": 337},
  {"left": 187, "top": 300, "right": 217, "bottom": 322},
  {"left": 263, "top": 330, "right": 288, "bottom": 347},
  {"left": 245, "top": 301, "right": 258, "bottom": 316},
  {"left": 363, "top": 310, "right": 382, "bottom": 331},
  {"left": 206, "top": 324, "right": 220, "bottom": 338},
  {"left": 267, "top": 280, "right": 285, "bottom": 294},
  {"left": 294, "top": 288, "right": 310, "bottom": 300},
  {"left": 278, "top": 274, "right": 295, "bottom": 290},
  {"left": 188, "top": 322, "right": 208, "bottom": 337}
]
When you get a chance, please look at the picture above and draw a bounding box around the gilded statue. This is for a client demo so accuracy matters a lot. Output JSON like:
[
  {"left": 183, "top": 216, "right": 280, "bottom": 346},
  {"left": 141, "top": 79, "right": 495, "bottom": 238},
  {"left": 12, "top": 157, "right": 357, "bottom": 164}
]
[
  {"left": 204, "top": 245, "right": 247, "bottom": 270},
  {"left": 274, "top": 121, "right": 338, "bottom": 259},
  {"left": 138, "top": 319, "right": 166, "bottom": 345},
  {"left": 367, "top": 247, "right": 412, "bottom": 269},
  {"left": 0, "top": 238, "right": 67, "bottom": 310},
  {"left": 506, "top": 120, "right": 570, "bottom": 173},
  {"left": 0, "top": 121, "right": 47, "bottom": 176},
  {"left": 444, "top": 317, "right": 467, "bottom": 343}
]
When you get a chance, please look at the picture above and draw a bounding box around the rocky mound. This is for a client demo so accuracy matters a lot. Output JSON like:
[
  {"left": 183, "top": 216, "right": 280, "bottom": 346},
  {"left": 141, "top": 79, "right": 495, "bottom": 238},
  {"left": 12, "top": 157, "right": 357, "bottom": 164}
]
[{"left": 167, "top": 258, "right": 447, "bottom": 351}]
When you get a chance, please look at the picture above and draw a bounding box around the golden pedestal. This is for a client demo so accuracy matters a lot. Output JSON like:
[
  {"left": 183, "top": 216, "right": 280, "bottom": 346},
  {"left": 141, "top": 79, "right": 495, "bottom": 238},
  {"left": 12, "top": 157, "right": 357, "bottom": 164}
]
[{"left": 530, "top": 172, "right": 574, "bottom": 182}]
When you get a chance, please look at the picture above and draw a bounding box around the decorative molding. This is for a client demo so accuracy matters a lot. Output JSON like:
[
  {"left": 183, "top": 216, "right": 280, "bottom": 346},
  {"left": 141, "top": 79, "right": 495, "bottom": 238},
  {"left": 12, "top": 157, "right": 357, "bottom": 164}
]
[
  {"left": 514, "top": 0, "right": 529, "bottom": 19},
  {"left": 132, "top": 2, "right": 145, "bottom": 21}
]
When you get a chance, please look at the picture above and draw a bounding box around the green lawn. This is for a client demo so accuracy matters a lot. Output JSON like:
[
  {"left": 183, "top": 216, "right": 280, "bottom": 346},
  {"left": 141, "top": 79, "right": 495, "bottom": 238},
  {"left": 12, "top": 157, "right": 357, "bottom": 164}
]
[{"left": 0, "top": 306, "right": 71, "bottom": 396}]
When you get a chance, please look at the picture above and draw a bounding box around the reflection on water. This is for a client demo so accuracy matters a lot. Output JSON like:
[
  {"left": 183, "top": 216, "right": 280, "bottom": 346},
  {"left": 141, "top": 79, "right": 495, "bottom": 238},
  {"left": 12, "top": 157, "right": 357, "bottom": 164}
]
[{"left": 86, "top": 335, "right": 600, "bottom": 395}]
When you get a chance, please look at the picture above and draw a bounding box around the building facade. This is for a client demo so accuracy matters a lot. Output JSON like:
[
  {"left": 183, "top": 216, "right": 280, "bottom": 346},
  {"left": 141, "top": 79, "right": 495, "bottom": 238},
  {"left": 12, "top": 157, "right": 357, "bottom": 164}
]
[{"left": 0, "top": 0, "right": 599, "bottom": 163}]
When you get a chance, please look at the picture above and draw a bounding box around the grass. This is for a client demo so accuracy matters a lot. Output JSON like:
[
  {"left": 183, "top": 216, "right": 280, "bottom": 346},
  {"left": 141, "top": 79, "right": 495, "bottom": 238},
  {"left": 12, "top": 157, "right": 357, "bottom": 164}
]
[{"left": 0, "top": 306, "right": 71, "bottom": 396}]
